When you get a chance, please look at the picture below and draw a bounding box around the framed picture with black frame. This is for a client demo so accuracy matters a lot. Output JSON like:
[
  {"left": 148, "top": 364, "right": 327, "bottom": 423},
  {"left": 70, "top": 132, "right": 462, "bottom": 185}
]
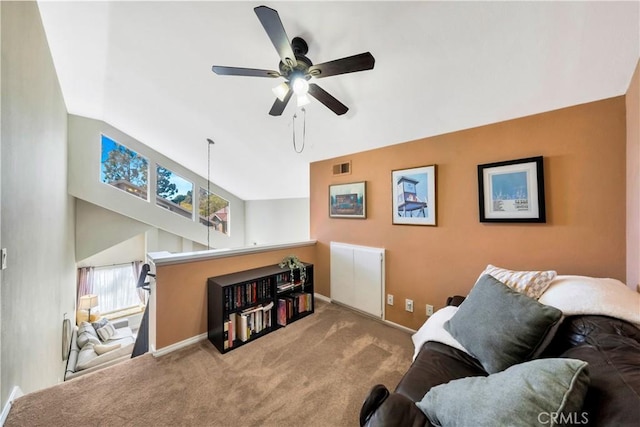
[
  {"left": 478, "top": 156, "right": 546, "bottom": 223},
  {"left": 329, "top": 181, "right": 366, "bottom": 218}
]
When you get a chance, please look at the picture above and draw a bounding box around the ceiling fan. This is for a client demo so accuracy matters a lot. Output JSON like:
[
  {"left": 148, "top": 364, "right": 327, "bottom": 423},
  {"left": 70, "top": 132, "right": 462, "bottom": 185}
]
[{"left": 212, "top": 5, "right": 375, "bottom": 116}]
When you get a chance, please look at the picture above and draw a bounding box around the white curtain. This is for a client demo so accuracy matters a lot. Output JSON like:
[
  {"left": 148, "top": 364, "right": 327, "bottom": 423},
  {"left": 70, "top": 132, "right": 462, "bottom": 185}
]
[{"left": 92, "top": 264, "right": 141, "bottom": 313}]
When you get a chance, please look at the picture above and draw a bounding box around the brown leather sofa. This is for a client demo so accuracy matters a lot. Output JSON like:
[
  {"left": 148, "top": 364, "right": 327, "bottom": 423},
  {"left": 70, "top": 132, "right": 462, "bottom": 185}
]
[{"left": 360, "top": 299, "right": 640, "bottom": 426}]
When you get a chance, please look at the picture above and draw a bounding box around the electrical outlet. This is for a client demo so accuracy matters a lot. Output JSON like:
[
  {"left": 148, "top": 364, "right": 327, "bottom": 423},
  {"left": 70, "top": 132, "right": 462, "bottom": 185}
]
[
  {"left": 405, "top": 299, "right": 413, "bottom": 312},
  {"left": 387, "top": 294, "right": 394, "bottom": 305},
  {"left": 426, "top": 304, "right": 434, "bottom": 316}
]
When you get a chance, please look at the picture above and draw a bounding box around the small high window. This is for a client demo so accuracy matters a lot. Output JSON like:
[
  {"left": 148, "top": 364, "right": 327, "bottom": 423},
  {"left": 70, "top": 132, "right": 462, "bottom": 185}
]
[
  {"left": 100, "top": 135, "right": 148, "bottom": 200},
  {"left": 156, "top": 165, "right": 194, "bottom": 219},
  {"left": 199, "top": 187, "right": 230, "bottom": 235}
]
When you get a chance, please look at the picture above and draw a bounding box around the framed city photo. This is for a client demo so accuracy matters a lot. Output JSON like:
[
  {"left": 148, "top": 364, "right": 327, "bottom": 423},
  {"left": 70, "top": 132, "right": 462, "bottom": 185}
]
[
  {"left": 392, "top": 165, "right": 436, "bottom": 226},
  {"left": 329, "top": 181, "right": 366, "bottom": 218},
  {"left": 478, "top": 156, "right": 546, "bottom": 223}
]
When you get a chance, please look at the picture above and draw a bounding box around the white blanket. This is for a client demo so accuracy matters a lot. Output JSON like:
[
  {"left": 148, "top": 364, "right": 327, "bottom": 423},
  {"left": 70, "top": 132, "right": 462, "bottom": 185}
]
[
  {"left": 412, "top": 275, "right": 640, "bottom": 359},
  {"left": 411, "top": 306, "right": 467, "bottom": 360},
  {"left": 538, "top": 275, "right": 640, "bottom": 329}
]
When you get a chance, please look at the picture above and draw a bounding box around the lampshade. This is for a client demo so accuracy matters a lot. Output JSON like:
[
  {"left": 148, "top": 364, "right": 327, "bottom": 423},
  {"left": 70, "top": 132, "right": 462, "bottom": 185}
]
[
  {"left": 296, "top": 93, "right": 311, "bottom": 107},
  {"left": 78, "top": 294, "right": 98, "bottom": 310},
  {"left": 271, "top": 82, "right": 290, "bottom": 102}
]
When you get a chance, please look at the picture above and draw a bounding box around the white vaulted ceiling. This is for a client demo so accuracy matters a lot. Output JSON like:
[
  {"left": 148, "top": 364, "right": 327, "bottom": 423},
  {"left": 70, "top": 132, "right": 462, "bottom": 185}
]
[{"left": 37, "top": 1, "right": 639, "bottom": 200}]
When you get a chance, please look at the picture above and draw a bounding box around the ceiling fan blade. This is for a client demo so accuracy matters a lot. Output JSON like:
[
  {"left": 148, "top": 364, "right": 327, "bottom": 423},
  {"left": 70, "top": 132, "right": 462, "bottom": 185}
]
[
  {"left": 269, "top": 88, "right": 293, "bottom": 116},
  {"left": 308, "top": 83, "right": 348, "bottom": 116},
  {"left": 308, "top": 52, "right": 375, "bottom": 79},
  {"left": 212, "top": 66, "right": 280, "bottom": 78},
  {"left": 254, "top": 6, "right": 297, "bottom": 68}
]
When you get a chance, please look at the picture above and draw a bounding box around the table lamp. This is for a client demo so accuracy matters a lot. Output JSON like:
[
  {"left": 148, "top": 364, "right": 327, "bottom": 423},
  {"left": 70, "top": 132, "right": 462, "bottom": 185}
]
[{"left": 79, "top": 294, "right": 98, "bottom": 322}]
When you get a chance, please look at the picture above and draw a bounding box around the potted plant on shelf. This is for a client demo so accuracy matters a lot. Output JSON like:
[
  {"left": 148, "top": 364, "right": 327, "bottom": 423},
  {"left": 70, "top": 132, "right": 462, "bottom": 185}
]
[{"left": 279, "top": 254, "right": 307, "bottom": 288}]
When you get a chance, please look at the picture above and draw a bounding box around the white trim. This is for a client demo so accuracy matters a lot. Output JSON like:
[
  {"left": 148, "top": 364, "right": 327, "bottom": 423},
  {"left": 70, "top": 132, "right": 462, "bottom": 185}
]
[
  {"left": 383, "top": 319, "right": 417, "bottom": 334},
  {"left": 314, "top": 292, "right": 331, "bottom": 303},
  {"left": 152, "top": 332, "right": 207, "bottom": 357},
  {"left": 1, "top": 386, "right": 24, "bottom": 426},
  {"left": 148, "top": 240, "right": 317, "bottom": 266}
]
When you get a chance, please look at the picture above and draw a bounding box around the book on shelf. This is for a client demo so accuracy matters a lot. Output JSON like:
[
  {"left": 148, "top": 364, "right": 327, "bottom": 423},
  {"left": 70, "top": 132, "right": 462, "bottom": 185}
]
[
  {"left": 224, "top": 279, "right": 273, "bottom": 311},
  {"left": 276, "top": 292, "right": 312, "bottom": 327},
  {"left": 233, "top": 301, "right": 274, "bottom": 342},
  {"left": 277, "top": 298, "right": 287, "bottom": 326}
]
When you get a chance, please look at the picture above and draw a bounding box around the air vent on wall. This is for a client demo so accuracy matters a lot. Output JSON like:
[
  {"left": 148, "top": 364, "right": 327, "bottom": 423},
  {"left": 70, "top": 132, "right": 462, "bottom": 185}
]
[{"left": 332, "top": 161, "right": 351, "bottom": 176}]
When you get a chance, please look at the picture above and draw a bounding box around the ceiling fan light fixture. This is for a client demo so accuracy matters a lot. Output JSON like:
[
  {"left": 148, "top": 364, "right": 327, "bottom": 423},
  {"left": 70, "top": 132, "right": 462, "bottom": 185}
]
[
  {"left": 297, "top": 93, "right": 311, "bottom": 107},
  {"left": 291, "top": 77, "right": 309, "bottom": 95},
  {"left": 272, "top": 82, "right": 289, "bottom": 102}
]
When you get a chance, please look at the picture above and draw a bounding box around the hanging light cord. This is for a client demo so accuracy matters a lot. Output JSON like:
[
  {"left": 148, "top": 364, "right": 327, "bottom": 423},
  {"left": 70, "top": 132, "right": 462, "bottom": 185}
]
[
  {"left": 206, "top": 138, "right": 215, "bottom": 250},
  {"left": 292, "top": 108, "right": 306, "bottom": 153}
]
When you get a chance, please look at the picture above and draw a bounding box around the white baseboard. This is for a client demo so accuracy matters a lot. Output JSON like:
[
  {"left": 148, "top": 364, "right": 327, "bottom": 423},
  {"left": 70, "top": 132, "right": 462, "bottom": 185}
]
[
  {"left": 152, "top": 332, "right": 207, "bottom": 357},
  {"left": 314, "top": 293, "right": 331, "bottom": 303},
  {"left": 383, "top": 319, "right": 417, "bottom": 334},
  {"left": 1, "top": 386, "right": 24, "bottom": 426}
]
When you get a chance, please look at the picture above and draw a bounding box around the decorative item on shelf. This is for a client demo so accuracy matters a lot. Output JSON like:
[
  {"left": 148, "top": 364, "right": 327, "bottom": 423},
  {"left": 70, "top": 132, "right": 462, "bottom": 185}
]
[
  {"left": 78, "top": 294, "right": 99, "bottom": 322},
  {"left": 278, "top": 255, "right": 307, "bottom": 290}
]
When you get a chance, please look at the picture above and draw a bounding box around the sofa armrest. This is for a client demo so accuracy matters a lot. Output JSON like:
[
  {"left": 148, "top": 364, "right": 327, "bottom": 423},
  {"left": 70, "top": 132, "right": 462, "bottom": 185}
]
[
  {"left": 445, "top": 295, "right": 465, "bottom": 307},
  {"left": 363, "top": 392, "right": 430, "bottom": 427},
  {"left": 360, "top": 384, "right": 390, "bottom": 426},
  {"left": 112, "top": 318, "right": 129, "bottom": 329}
]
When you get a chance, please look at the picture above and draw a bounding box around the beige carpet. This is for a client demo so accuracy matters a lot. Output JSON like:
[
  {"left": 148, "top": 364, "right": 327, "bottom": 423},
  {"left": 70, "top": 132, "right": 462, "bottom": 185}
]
[{"left": 6, "top": 300, "right": 414, "bottom": 427}]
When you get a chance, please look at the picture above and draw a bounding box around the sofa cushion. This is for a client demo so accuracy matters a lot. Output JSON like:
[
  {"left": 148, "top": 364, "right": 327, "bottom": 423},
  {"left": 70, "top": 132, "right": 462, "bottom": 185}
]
[
  {"left": 416, "top": 358, "right": 590, "bottom": 427},
  {"left": 76, "top": 344, "right": 99, "bottom": 370},
  {"left": 445, "top": 274, "right": 562, "bottom": 374},
  {"left": 395, "top": 341, "right": 487, "bottom": 403},
  {"left": 480, "top": 264, "right": 557, "bottom": 299},
  {"left": 546, "top": 316, "right": 640, "bottom": 426},
  {"left": 75, "top": 341, "right": 135, "bottom": 371},
  {"left": 76, "top": 331, "right": 100, "bottom": 349},
  {"left": 95, "top": 319, "right": 117, "bottom": 342},
  {"left": 94, "top": 343, "right": 121, "bottom": 355},
  {"left": 77, "top": 322, "right": 99, "bottom": 339}
]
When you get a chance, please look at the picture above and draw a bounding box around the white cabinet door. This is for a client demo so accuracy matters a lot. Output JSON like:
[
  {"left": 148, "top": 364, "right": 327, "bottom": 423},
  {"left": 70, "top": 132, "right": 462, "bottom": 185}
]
[
  {"left": 330, "top": 243, "right": 355, "bottom": 307},
  {"left": 353, "top": 248, "right": 382, "bottom": 317},
  {"left": 330, "top": 242, "right": 384, "bottom": 318}
]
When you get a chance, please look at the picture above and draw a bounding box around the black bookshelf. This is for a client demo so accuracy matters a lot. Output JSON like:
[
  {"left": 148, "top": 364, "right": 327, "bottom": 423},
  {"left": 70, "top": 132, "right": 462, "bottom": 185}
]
[{"left": 207, "top": 263, "right": 314, "bottom": 353}]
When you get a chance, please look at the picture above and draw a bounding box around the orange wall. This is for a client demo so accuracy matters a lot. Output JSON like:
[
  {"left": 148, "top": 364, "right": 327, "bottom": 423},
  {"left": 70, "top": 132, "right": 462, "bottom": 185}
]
[
  {"left": 154, "top": 245, "right": 316, "bottom": 348},
  {"left": 311, "top": 97, "right": 627, "bottom": 330},
  {"left": 627, "top": 59, "right": 640, "bottom": 290}
]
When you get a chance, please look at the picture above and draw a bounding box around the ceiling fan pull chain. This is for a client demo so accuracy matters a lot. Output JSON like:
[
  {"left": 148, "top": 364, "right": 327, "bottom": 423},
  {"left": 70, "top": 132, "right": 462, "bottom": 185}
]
[{"left": 292, "top": 108, "right": 306, "bottom": 153}]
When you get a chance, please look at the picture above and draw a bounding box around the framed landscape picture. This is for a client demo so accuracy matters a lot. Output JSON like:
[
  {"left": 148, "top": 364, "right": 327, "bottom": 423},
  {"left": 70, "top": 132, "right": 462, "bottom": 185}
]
[
  {"left": 477, "top": 156, "right": 546, "bottom": 223},
  {"left": 392, "top": 165, "right": 437, "bottom": 226},
  {"left": 329, "top": 181, "right": 366, "bottom": 218}
]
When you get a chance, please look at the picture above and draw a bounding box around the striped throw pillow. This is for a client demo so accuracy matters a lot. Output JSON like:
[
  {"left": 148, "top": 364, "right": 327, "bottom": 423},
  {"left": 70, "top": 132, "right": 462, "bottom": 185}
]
[
  {"left": 480, "top": 264, "right": 557, "bottom": 299},
  {"left": 95, "top": 320, "right": 117, "bottom": 342}
]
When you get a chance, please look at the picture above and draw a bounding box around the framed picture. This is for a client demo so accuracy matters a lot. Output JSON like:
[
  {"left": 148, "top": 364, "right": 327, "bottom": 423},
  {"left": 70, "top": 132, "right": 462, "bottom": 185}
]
[
  {"left": 329, "top": 181, "right": 366, "bottom": 218},
  {"left": 392, "top": 165, "right": 437, "bottom": 226},
  {"left": 477, "top": 156, "right": 546, "bottom": 223}
]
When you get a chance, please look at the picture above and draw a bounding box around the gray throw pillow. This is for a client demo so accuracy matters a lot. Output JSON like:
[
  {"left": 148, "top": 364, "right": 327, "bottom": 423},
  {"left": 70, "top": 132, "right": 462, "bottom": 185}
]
[
  {"left": 444, "top": 274, "right": 562, "bottom": 374},
  {"left": 77, "top": 331, "right": 100, "bottom": 349},
  {"left": 416, "top": 358, "right": 590, "bottom": 427},
  {"left": 77, "top": 322, "right": 99, "bottom": 339}
]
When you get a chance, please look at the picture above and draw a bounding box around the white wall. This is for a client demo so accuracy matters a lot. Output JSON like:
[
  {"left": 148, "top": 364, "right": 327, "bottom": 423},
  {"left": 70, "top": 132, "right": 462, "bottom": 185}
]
[
  {"left": 1, "top": 1, "right": 76, "bottom": 403},
  {"left": 244, "top": 198, "right": 310, "bottom": 246},
  {"left": 77, "top": 233, "right": 146, "bottom": 267},
  {"left": 76, "top": 199, "right": 151, "bottom": 262},
  {"left": 68, "top": 115, "right": 246, "bottom": 250}
]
